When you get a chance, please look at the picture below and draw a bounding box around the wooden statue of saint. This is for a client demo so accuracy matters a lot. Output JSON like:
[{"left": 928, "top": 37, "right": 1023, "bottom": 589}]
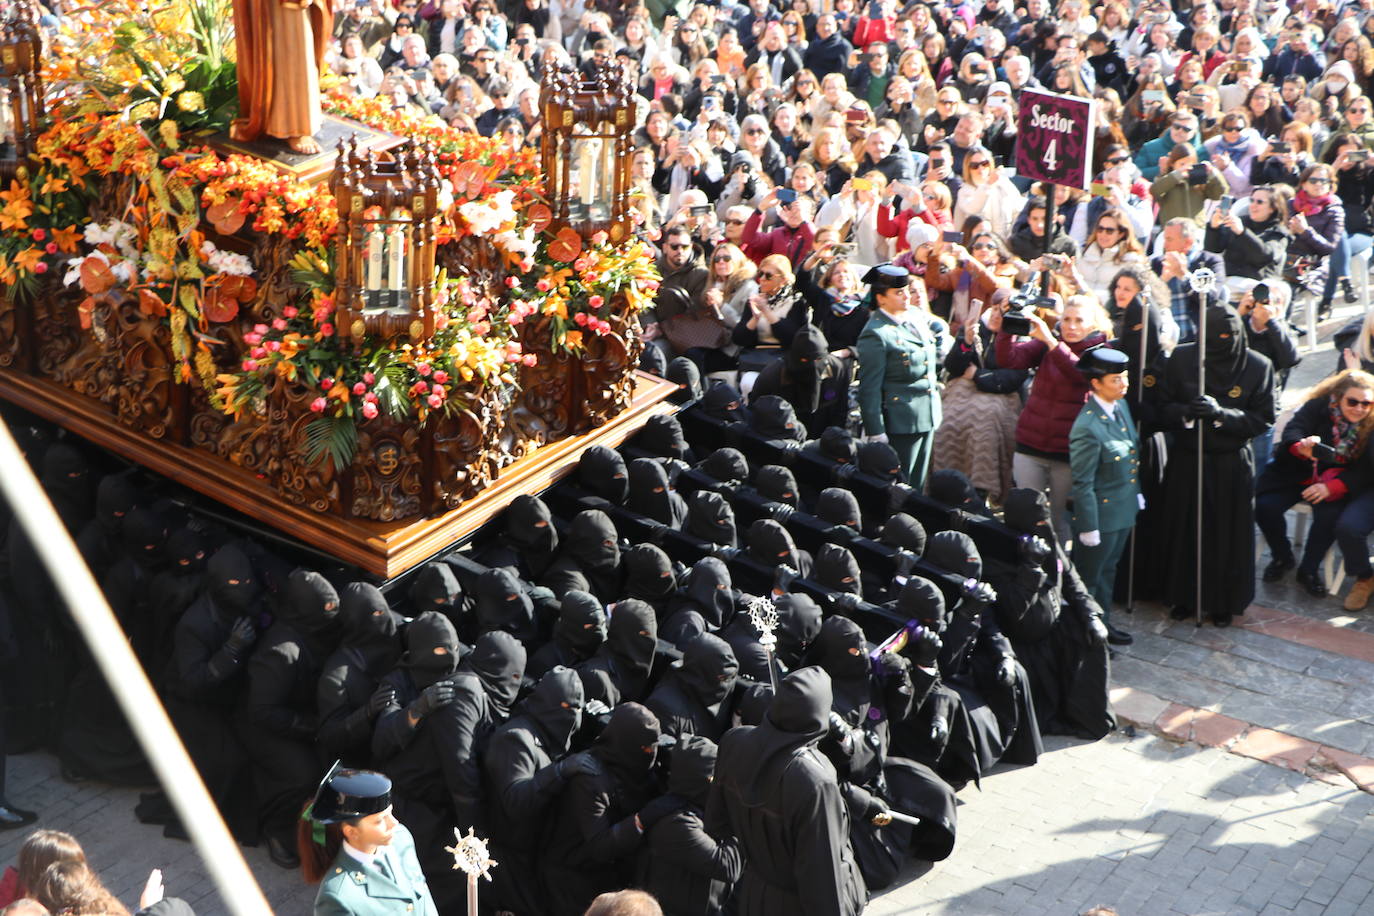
[{"left": 230, "top": 0, "right": 334, "bottom": 154}]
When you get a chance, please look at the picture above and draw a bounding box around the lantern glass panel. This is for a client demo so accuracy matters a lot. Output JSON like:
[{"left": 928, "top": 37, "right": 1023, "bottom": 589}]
[
  {"left": 569, "top": 128, "right": 613, "bottom": 223},
  {"left": 360, "top": 207, "right": 413, "bottom": 315}
]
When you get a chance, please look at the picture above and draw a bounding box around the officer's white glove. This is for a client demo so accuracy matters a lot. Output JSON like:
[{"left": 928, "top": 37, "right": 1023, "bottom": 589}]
[
  {"left": 1079, "top": 530, "right": 1101, "bottom": 548},
  {"left": 1138, "top": 493, "right": 1146, "bottom": 511}
]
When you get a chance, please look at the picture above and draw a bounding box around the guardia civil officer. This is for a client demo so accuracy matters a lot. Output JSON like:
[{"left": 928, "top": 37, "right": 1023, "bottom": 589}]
[
  {"left": 1068, "top": 346, "right": 1140, "bottom": 646},
  {"left": 855, "top": 264, "right": 945, "bottom": 490},
  {"left": 300, "top": 765, "right": 438, "bottom": 916}
]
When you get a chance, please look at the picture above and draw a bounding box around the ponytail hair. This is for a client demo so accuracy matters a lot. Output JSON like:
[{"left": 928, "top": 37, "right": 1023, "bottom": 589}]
[{"left": 298, "top": 802, "right": 345, "bottom": 884}]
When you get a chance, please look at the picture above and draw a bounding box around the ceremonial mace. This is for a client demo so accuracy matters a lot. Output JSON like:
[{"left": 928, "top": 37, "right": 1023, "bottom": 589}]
[
  {"left": 447, "top": 827, "right": 497, "bottom": 916},
  {"left": 745, "top": 594, "right": 780, "bottom": 692},
  {"left": 1189, "top": 267, "right": 1218, "bottom": 628}
]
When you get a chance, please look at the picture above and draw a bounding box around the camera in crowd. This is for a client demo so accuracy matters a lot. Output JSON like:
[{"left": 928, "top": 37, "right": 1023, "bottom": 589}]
[{"left": 1002, "top": 282, "right": 1057, "bottom": 336}]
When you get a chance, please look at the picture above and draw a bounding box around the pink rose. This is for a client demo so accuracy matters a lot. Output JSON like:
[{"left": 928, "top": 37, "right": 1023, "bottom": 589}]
[
  {"left": 361, "top": 401, "right": 379, "bottom": 419},
  {"left": 508, "top": 312, "right": 524, "bottom": 326},
  {"left": 319, "top": 323, "right": 335, "bottom": 337},
  {"left": 413, "top": 380, "right": 429, "bottom": 394},
  {"left": 251, "top": 346, "right": 267, "bottom": 359},
  {"left": 536, "top": 278, "right": 551, "bottom": 292},
  {"left": 588, "top": 295, "right": 604, "bottom": 308},
  {"left": 431, "top": 385, "right": 446, "bottom": 398},
  {"left": 31, "top": 228, "right": 45, "bottom": 242},
  {"left": 433, "top": 370, "right": 449, "bottom": 384},
  {"left": 310, "top": 397, "right": 328, "bottom": 413},
  {"left": 283, "top": 306, "right": 299, "bottom": 319},
  {"left": 242, "top": 359, "right": 258, "bottom": 371},
  {"left": 242, "top": 332, "right": 262, "bottom": 345},
  {"left": 417, "top": 363, "right": 432, "bottom": 376},
  {"left": 253, "top": 324, "right": 269, "bottom": 335},
  {"left": 265, "top": 340, "right": 281, "bottom": 352},
  {"left": 33, "top": 262, "right": 47, "bottom": 275},
  {"left": 44, "top": 242, "right": 57, "bottom": 255},
  {"left": 363, "top": 372, "right": 376, "bottom": 384},
  {"left": 322, "top": 378, "right": 335, "bottom": 390},
  {"left": 352, "top": 382, "right": 367, "bottom": 396},
  {"left": 574, "top": 312, "right": 588, "bottom": 327},
  {"left": 522, "top": 353, "right": 537, "bottom": 366},
  {"left": 574, "top": 258, "right": 590, "bottom": 271},
  {"left": 365, "top": 392, "right": 379, "bottom": 404},
  {"left": 427, "top": 393, "right": 443, "bottom": 408},
  {"left": 272, "top": 318, "right": 287, "bottom": 331},
  {"left": 505, "top": 276, "right": 520, "bottom": 288}
]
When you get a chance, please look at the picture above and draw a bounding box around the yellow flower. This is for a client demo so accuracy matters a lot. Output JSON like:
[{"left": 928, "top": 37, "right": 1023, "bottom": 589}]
[
  {"left": 129, "top": 101, "right": 157, "bottom": 122},
  {"left": 164, "top": 74, "right": 186, "bottom": 94},
  {"left": 158, "top": 120, "right": 180, "bottom": 151},
  {"left": 176, "top": 91, "right": 205, "bottom": 113}
]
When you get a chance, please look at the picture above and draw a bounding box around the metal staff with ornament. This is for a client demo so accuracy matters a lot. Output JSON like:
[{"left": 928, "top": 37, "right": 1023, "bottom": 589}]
[
  {"left": 1188, "top": 266, "right": 1218, "bottom": 629},
  {"left": 446, "top": 827, "right": 497, "bottom": 916},
  {"left": 745, "top": 594, "right": 781, "bottom": 692}
]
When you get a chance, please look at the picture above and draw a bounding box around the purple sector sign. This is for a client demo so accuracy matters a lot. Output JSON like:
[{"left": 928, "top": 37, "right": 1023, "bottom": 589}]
[{"left": 1015, "top": 88, "right": 1097, "bottom": 191}]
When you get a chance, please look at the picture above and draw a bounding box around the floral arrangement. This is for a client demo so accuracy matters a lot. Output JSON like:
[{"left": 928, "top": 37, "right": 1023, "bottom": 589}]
[{"left": 2, "top": 0, "right": 658, "bottom": 471}]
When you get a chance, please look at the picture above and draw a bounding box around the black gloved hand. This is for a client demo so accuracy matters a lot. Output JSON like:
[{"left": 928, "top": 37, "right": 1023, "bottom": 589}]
[
  {"left": 1018, "top": 534, "right": 1052, "bottom": 565},
  {"left": 225, "top": 616, "right": 257, "bottom": 657},
  {"left": 638, "top": 795, "right": 683, "bottom": 831},
  {"left": 367, "top": 684, "right": 398, "bottom": 717},
  {"left": 829, "top": 592, "right": 861, "bottom": 613},
  {"left": 773, "top": 565, "right": 798, "bottom": 594},
  {"left": 1087, "top": 615, "right": 1109, "bottom": 646},
  {"left": 996, "top": 655, "right": 1017, "bottom": 687},
  {"left": 1187, "top": 394, "right": 1220, "bottom": 419},
  {"left": 911, "top": 628, "right": 942, "bottom": 668},
  {"left": 930, "top": 714, "right": 950, "bottom": 744},
  {"left": 556, "top": 750, "right": 599, "bottom": 781},
  {"left": 827, "top": 711, "right": 856, "bottom": 753},
  {"left": 410, "top": 681, "right": 457, "bottom": 719}
]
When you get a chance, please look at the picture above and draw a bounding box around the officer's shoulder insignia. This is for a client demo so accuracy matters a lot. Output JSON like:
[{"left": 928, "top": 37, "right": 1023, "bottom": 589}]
[
  {"left": 1142, "top": 374, "right": 1156, "bottom": 388},
  {"left": 1228, "top": 385, "right": 1242, "bottom": 398}
]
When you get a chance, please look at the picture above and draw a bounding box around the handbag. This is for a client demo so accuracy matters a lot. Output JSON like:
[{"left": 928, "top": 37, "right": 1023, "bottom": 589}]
[{"left": 661, "top": 309, "right": 731, "bottom": 352}]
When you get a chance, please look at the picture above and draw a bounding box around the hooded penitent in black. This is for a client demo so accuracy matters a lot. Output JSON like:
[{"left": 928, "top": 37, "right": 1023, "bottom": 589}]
[
  {"left": 639, "top": 735, "right": 743, "bottom": 916},
  {"left": 408, "top": 561, "right": 463, "bottom": 630},
  {"left": 747, "top": 395, "right": 808, "bottom": 446},
  {"left": 699, "top": 447, "right": 750, "bottom": 485},
  {"left": 636, "top": 414, "right": 694, "bottom": 462},
  {"left": 578, "top": 598, "right": 658, "bottom": 706},
  {"left": 701, "top": 381, "right": 749, "bottom": 425},
  {"left": 879, "top": 513, "right": 927, "bottom": 556},
  {"left": 1157, "top": 303, "right": 1275, "bottom": 624},
  {"left": 627, "top": 457, "right": 689, "bottom": 527},
  {"left": 529, "top": 589, "right": 607, "bottom": 679},
  {"left": 579, "top": 445, "right": 630, "bottom": 504},
  {"left": 542, "top": 509, "right": 624, "bottom": 604},
  {"left": 746, "top": 519, "right": 812, "bottom": 577},
  {"left": 815, "top": 488, "right": 864, "bottom": 536},
  {"left": 928, "top": 468, "right": 990, "bottom": 517},
  {"left": 544, "top": 703, "right": 662, "bottom": 916},
  {"left": 372, "top": 610, "right": 464, "bottom": 764},
  {"left": 662, "top": 556, "right": 735, "bottom": 647},
  {"left": 685, "top": 490, "right": 738, "bottom": 548},
  {"left": 815, "top": 544, "right": 863, "bottom": 596},
  {"left": 472, "top": 567, "right": 540, "bottom": 647},
  {"left": 804, "top": 426, "right": 858, "bottom": 467},
  {"left": 666, "top": 356, "right": 705, "bottom": 400},
  {"left": 623, "top": 543, "right": 678, "bottom": 611},
  {"left": 750, "top": 325, "right": 850, "bottom": 436},
  {"left": 317, "top": 582, "right": 404, "bottom": 763},
  {"left": 719, "top": 592, "right": 822, "bottom": 684},
  {"left": 856, "top": 441, "right": 906, "bottom": 483},
  {"left": 646, "top": 632, "right": 740, "bottom": 740},
  {"left": 145, "top": 525, "right": 208, "bottom": 672},
  {"left": 485, "top": 667, "right": 586, "bottom": 914},
  {"left": 706, "top": 666, "right": 866, "bottom": 916},
  {"left": 76, "top": 472, "right": 138, "bottom": 577},
  {"left": 40, "top": 442, "right": 95, "bottom": 532},
  {"left": 481, "top": 494, "right": 561, "bottom": 581},
  {"left": 754, "top": 464, "right": 802, "bottom": 508},
  {"left": 243, "top": 569, "right": 339, "bottom": 852},
  {"left": 985, "top": 489, "right": 1115, "bottom": 740}
]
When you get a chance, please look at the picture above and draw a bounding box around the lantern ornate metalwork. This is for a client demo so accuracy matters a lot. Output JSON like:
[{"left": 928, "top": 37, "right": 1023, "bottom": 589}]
[
  {"left": 539, "top": 58, "right": 635, "bottom": 243},
  {"left": 332, "top": 137, "right": 442, "bottom": 343},
  {"left": 0, "top": 0, "right": 43, "bottom": 169}
]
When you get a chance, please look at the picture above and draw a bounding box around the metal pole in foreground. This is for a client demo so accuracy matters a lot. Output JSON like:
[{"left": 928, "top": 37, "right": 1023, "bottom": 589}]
[
  {"left": 1125, "top": 293, "right": 1152, "bottom": 615},
  {"left": 0, "top": 422, "right": 273, "bottom": 916},
  {"left": 1193, "top": 284, "right": 1210, "bottom": 629}
]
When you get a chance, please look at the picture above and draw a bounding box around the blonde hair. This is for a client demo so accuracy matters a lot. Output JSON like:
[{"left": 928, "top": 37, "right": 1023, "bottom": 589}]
[
  {"left": 759, "top": 253, "right": 795, "bottom": 287},
  {"left": 1062, "top": 294, "right": 1113, "bottom": 335},
  {"left": 1308, "top": 369, "right": 1374, "bottom": 452}
]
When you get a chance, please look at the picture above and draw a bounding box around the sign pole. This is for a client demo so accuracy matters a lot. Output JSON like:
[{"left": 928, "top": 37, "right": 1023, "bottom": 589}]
[{"left": 1041, "top": 184, "right": 1058, "bottom": 297}]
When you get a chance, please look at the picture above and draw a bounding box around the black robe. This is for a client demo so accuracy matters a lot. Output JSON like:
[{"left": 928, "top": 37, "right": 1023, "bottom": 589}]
[
  {"left": 315, "top": 582, "right": 402, "bottom": 765},
  {"left": 406, "top": 561, "right": 464, "bottom": 633},
  {"left": 683, "top": 491, "right": 738, "bottom": 549},
  {"left": 622, "top": 544, "right": 679, "bottom": 618},
  {"left": 661, "top": 557, "right": 736, "bottom": 648},
  {"left": 541, "top": 510, "right": 624, "bottom": 604},
  {"left": 718, "top": 592, "right": 822, "bottom": 685},
  {"left": 239, "top": 569, "right": 338, "bottom": 846},
  {"left": 749, "top": 325, "right": 852, "bottom": 437},
  {"left": 638, "top": 735, "right": 743, "bottom": 916},
  {"left": 578, "top": 445, "right": 631, "bottom": 505},
  {"left": 987, "top": 489, "right": 1115, "bottom": 740},
  {"left": 471, "top": 567, "right": 541, "bottom": 647},
  {"left": 645, "top": 633, "right": 739, "bottom": 741},
  {"left": 706, "top": 667, "right": 866, "bottom": 916},
  {"left": 484, "top": 667, "right": 583, "bottom": 915},
  {"left": 627, "top": 457, "right": 689, "bottom": 528},
  {"left": 577, "top": 599, "right": 658, "bottom": 706},
  {"left": 478, "top": 494, "right": 561, "bottom": 582},
  {"left": 1157, "top": 305, "right": 1276, "bottom": 621},
  {"left": 543, "top": 703, "right": 661, "bottom": 916}
]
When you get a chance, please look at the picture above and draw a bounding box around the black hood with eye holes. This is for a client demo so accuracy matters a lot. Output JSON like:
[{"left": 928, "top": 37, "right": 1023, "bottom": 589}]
[{"left": 578, "top": 446, "right": 630, "bottom": 504}]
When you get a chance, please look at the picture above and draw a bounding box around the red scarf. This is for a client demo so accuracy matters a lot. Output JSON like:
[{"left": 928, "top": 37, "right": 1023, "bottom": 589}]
[{"left": 1294, "top": 188, "right": 1333, "bottom": 216}]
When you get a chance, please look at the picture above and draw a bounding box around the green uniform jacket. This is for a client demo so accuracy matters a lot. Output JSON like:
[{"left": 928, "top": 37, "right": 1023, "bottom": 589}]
[
  {"left": 1069, "top": 397, "right": 1141, "bottom": 534},
  {"left": 313, "top": 823, "right": 439, "bottom": 916},
  {"left": 855, "top": 309, "right": 942, "bottom": 437}
]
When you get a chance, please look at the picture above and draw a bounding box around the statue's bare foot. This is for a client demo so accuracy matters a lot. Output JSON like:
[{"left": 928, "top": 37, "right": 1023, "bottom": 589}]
[{"left": 287, "top": 135, "right": 320, "bottom": 154}]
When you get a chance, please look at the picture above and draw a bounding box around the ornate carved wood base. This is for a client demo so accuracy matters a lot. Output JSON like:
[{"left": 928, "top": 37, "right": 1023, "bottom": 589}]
[{"left": 0, "top": 369, "right": 676, "bottom": 578}]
